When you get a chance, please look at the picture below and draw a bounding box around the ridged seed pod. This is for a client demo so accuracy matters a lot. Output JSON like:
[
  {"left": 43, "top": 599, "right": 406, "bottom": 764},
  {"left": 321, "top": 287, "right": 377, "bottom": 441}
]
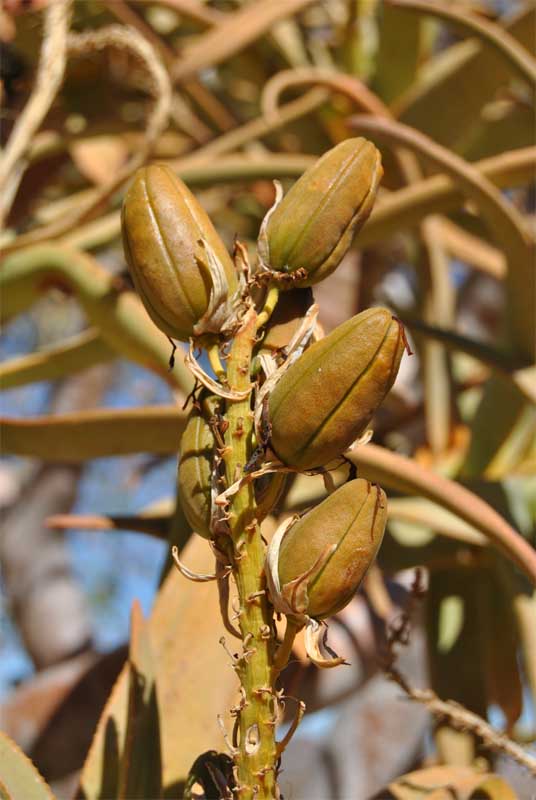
[
  {"left": 178, "top": 396, "right": 287, "bottom": 537},
  {"left": 122, "top": 164, "right": 238, "bottom": 341},
  {"left": 268, "top": 479, "right": 387, "bottom": 620},
  {"left": 259, "top": 138, "right": 382, "bottom": 287},
  {"left": 269, "top": 307, "right": 405, "bottom": 470},
  {"left": 178, "top": 398, "right": 216, "bottom": 538}
]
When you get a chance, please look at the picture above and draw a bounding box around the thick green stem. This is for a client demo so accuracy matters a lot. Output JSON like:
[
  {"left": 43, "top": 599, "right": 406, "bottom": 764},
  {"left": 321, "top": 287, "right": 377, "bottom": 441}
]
[{"left": 223, "top": 307, "right": 278, "bottom": 799}]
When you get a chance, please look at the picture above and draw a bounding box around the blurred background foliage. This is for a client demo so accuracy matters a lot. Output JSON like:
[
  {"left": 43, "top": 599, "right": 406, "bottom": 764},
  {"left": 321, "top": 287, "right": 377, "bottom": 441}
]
[{"left": 0, "top": 0, "right": 535, "bottom": 797}]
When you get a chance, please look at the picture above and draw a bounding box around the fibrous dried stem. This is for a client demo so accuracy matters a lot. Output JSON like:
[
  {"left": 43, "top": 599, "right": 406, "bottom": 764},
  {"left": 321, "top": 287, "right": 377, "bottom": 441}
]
[
  {"left": 388, "top": 664, "right": 536, "bottom": 776},
  {"left": 0, "top": 0, "right": 72, "bottom": 225}
]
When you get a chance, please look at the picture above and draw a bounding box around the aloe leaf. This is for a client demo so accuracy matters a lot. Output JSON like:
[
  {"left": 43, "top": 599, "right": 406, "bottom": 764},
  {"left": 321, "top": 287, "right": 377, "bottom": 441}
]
[
  {"left": 361, "top": 147, "right": 536, "bottom": 248},
  {"left": 1, "top": 406, "right": 186, "bottom": 461},
  {"left": 483, "top": 563, "right": 523, "bottom": 730},
  {"left": 0, "top": 329, "right": 114, "bottom": 390},
  {"left": 372, "top": 764, "right": 517, "bottom": 799},
  {"left": 400, "top": 318, "right": 530, "bottom": 380},
  {"left": 435, "top": 218, "right": 505, "bottom": 279},
  {"left": 396, "top": 3, "right": 535, "bottom": 151},
  {"left": 374, "top": 3, "right": 422, "bottom": 104},
  {"left": 339, "top": 0, "right": 380, "bottom": 80},
  {"left": 427, "top": 568, "right": 488, "bottom": 768},
  {"left": 389, "top": 0, "right": 536, "bottom": 94},
  {"left": 171, "top": 0, "right": 319, "bottom": 82},
  {"left": 78, "top": 535, "right": 238, "bottom": 796},
  {"left": 388, "top": 497, "right": 485, "bottom": 546},
  {"left": 462, "top": 100, "right": 535, "bottom": 162},
  {"left": 0, "top": 245, "right": 194, "bottom": 393},
  {"left": 261, "top": 67, "right": 391, "bottom": 119},
  {"left": 0, "top": 732, "right": 54, "bottom": 800},
  {"left": 350, "top": 115, "right": 535, "bottom": 360},
  {"left": 117, "top": 602, "right": 162, "bottom": 800},
  {"left": 349, "top": 443, "right": 536, "bottom": 585},
  {"left": 417, "top": 218, "right": 454, "bottom": 455},
  {"left": 460, "top": 375, "right": 536, "bottom": 479}
]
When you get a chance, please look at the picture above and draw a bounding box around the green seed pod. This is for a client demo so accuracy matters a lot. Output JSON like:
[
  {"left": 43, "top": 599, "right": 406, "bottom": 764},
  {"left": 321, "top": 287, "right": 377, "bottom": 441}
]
[
  {"left": 259, "top": 138, "right": 382, "bottom": 287},
  {"left": 178, "top": 397, "right": 216, "bottom": 538},
  {"left": 178, "top": 396, "right": 286, "bottom": 537},
  {"left": 269, "top": 307, "right": 405, "bottom": 470},
  {"left": 268, "top": 479, "right": 386, "bottom": 620},
  {"left": 260, "top": 288, "right": 314, "bottom": 352},
  {"left": 122, "top": 164, "right": 238, "bottom": 341}
]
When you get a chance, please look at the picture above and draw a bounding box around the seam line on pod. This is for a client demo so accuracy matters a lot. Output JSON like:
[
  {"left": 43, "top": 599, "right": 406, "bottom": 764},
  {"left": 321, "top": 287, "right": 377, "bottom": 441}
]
[
  {"left": 123, "top": 186, "right": 185, "bottom": 337},
  {"left": 284, "top": 148, "right": 365, "bottom": 267},
  {"left": 270, "top": 310, "right": 382, "bottom": 414},
  {"left": 143, "top": 176, "right": 198, "bottom": 319},
  {"left": 308, "top": 490, "right": 370, "bottom": 594},
  {"left": 193, "top": 415, "right": 207, "bottom": 500},
  {"left": 293, "top": 325, "right": 391, "bottom": 461},
  {"left": 128, "top": 235, "right": 184, "bottom": 340}
]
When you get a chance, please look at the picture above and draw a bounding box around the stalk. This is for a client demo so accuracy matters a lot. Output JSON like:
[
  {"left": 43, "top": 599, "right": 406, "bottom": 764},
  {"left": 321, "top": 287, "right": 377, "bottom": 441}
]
[{"left": 223, "top": 307, "right": 278, "bottom": 799}]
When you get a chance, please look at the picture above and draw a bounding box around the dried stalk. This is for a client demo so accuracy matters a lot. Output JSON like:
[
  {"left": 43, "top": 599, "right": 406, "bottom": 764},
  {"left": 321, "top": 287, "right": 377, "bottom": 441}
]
[
  {"left": 3, "top": 23, "right": 171, "bottom": 249},
  {"left": 388, "top": 659, "right": 536, "bottom": 775},
  {"left": 0, "top": 0, "right": 72, "bottom": 225}
]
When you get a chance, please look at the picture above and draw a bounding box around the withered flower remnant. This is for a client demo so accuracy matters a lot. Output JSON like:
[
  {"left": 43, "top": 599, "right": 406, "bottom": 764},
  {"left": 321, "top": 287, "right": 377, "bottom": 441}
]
[
  {"left": 268, "top": 307, "right": 405, "bottom": 470},
  {"left": 259, "top": 137, "right": 382, "bottom": 288},
  {"left": 122, "top": 164, "right": 238, "bottom": 342},
  {"left": 266, "top": 479, "right": 387, "bottom": 621}
]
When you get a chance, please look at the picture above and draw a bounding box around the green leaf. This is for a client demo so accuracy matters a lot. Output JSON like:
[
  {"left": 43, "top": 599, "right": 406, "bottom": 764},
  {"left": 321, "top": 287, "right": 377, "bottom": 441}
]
[
  {"left": 462, "top": 100, "right": 535, "bottom": 162},
  {"left": 389, "top": 0, "right": 536, "bottom": 95},
  {"left": 0, "top": 329, "right": 114, "bottom": 390},
  {"left": 427, "top": 570, "right": 489, "bottom": 761},
  {"left": 360, "top": 147, "right": 536, "bottom": 248},
  {"left": 0, "top": 245, "right": 194, "bottom": 394},
  {"left": 171, "top": 0, "right": 319, "bottom": 81},
  {"left": 1, "top": 406, "right": 186, "bottom": 461},
  {"left": 349, "top": 443, "right": 536, "bottom": 585},
  {"left": 374, "top": 2, "right": 422, "bottom": 104},
  {"left": 0, "top": 732, "right": 55, "bottom": 800},
  {"left": 397, "top": 3, "right": 535, "bottom": 152},
  {"left": 460, "top": 375, "right": 536, "bottom": 479},
  {"left": 350, "top": 115, "right": 535, "bottom": 360}
]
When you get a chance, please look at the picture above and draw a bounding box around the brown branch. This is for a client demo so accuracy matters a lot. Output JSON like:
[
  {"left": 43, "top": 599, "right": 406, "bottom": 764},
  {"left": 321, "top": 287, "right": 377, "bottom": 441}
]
[
  {"left": 383, "top": 570, "right": 536, "bottom": 776},
  {"left": 387, "top": 665, "right": 536, "bottom": 776}
]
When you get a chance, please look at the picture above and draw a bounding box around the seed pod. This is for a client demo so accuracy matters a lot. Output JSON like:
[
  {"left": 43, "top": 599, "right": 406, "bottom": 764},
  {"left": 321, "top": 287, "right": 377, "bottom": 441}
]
[
  {"left": 122, "top": 164, "right": 238, "bottom": 341},
  {"left": 269, "top": 307, "right": 404, "bottom": 470},
  {"left": 259, "top": 138, "right": 382, "bottom": 287},
  {"left": 178, "top": 396, "right": 286, "bottom": 537},
  {"left": 178, "top": 397, "right": 216, "bottom": 538},
  {"left": 267, "top": 479, "right": 386, "bottom": 620}
]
